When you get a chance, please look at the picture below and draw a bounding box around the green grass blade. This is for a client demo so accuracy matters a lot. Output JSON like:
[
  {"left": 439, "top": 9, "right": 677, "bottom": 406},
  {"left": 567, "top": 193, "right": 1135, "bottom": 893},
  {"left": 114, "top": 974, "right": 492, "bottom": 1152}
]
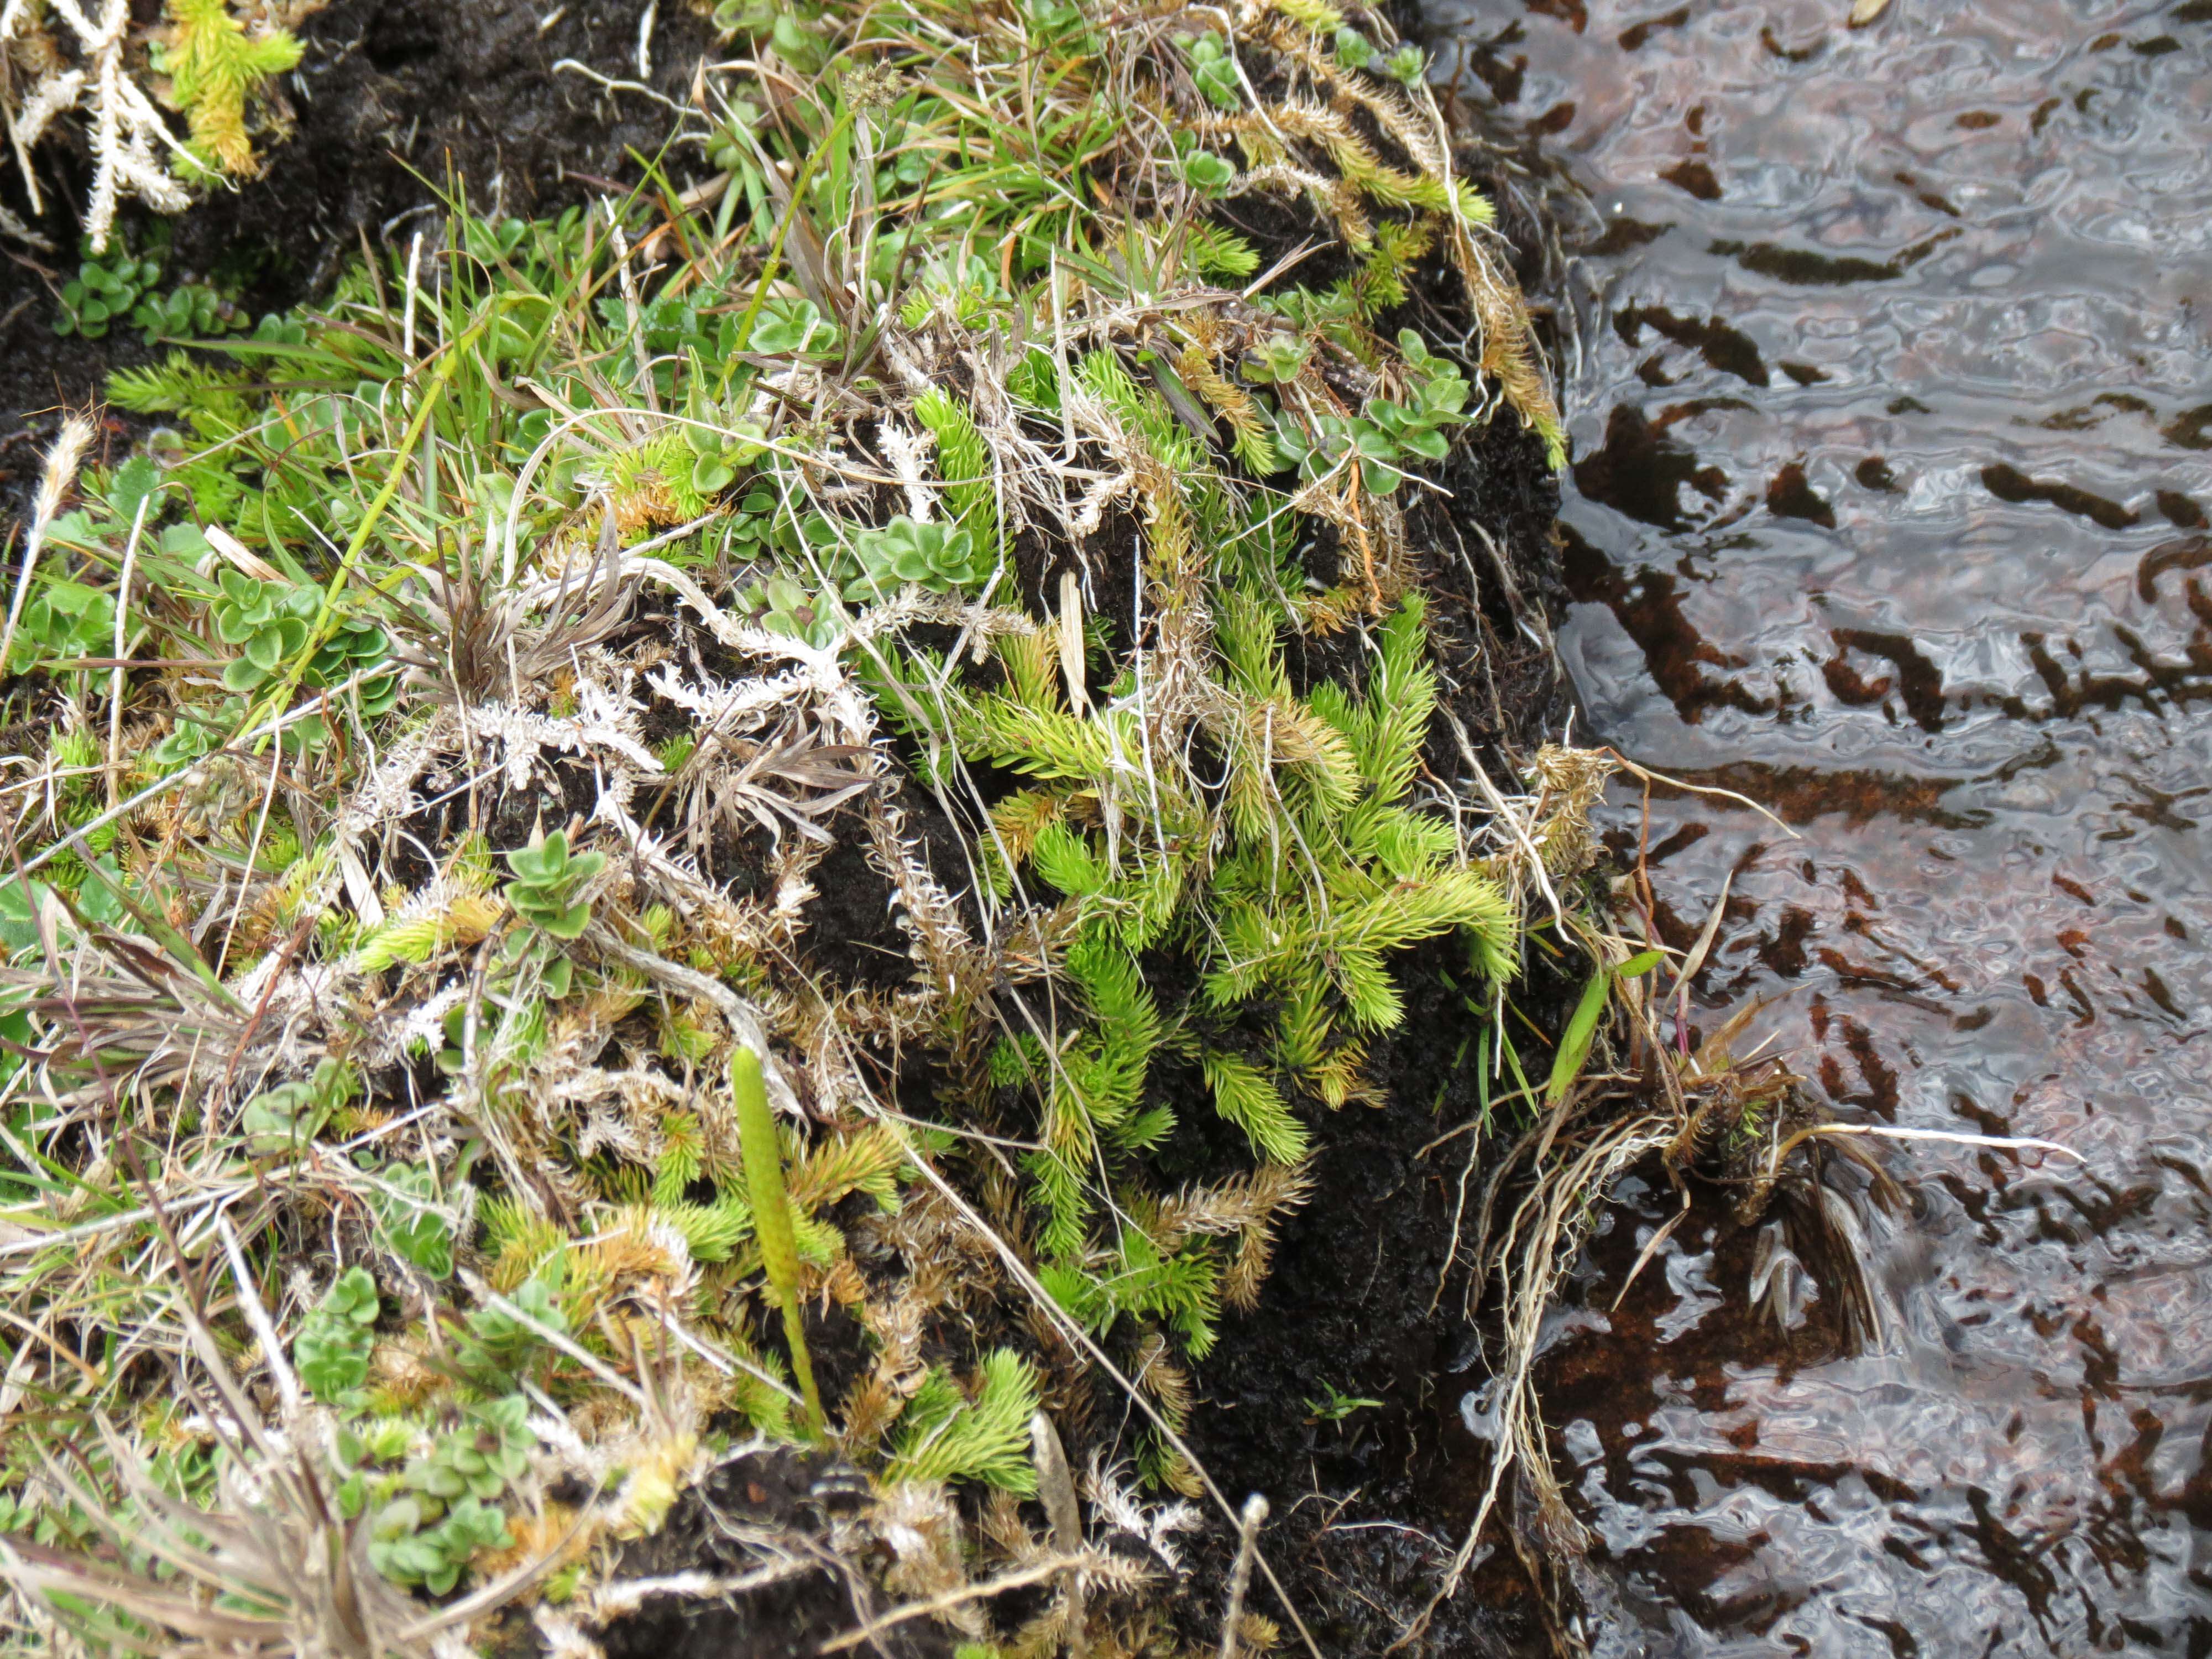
[{"left": 733, "top": 1044, "right": 825, "bottom": 1440}]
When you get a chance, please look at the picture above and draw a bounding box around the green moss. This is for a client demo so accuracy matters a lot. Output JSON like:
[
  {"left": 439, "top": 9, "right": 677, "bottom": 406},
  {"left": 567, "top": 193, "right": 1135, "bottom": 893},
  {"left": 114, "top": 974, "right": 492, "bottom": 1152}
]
[{"left": 154, "top": 0, "right": 304, "bottom": 178}]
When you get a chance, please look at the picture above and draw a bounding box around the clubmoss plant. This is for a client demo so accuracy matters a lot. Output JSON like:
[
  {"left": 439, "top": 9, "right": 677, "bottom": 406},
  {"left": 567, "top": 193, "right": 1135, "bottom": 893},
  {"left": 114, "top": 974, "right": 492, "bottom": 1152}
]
[{"left": 155, "top": 0, "right": 305, "bottom": 178}]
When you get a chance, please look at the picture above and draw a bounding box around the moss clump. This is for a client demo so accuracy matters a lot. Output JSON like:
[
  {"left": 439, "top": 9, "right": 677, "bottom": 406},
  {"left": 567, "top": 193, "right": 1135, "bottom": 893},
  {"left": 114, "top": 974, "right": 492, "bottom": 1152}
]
[
  {"left": 0, "top": 0, "right": 1587, "bottom": 1651},
  {"left": 155, "top": 0, "right": 304, "bottom": 178}
]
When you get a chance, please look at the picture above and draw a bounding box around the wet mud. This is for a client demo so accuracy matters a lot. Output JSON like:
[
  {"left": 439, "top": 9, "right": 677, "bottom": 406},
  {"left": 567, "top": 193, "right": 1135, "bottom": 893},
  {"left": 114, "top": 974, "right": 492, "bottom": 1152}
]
[{"left": 1421, "top": 0, "right": 2212, "bottom": 1651}]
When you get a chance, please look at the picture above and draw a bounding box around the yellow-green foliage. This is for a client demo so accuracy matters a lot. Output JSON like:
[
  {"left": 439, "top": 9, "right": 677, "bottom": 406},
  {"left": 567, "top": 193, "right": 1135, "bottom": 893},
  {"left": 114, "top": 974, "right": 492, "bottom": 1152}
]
[
  {"left": 883, "top": 1352, "right": 1042, "bottom": 1491},
  {"left": 155, "top": 0, "right": 302, "bottom": 176},
  {"left": 734, "top": 1045, "right": 824, "bottom": 1438}
]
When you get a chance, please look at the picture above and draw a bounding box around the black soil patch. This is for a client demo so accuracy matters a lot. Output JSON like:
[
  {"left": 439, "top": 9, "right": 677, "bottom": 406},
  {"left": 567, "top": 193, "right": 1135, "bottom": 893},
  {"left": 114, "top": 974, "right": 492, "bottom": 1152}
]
[
  {"left": 802, "top": 822, "right": 922, "bottom": 994},
  {"left": 595, "top": 1447, "right": 951, "bottom": 1659}
]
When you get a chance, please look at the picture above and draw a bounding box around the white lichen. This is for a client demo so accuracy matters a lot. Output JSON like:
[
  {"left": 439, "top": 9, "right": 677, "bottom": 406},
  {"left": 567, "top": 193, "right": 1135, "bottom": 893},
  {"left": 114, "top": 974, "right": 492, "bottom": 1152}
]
[{"left": 2, "top": 0, "right": 191, "bottom": 249}]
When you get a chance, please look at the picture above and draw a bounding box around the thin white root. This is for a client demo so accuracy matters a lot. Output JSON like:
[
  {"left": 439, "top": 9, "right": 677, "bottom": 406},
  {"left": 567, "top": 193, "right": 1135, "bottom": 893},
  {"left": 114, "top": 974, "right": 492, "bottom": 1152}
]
[{"left": 1217, "top": 1494, "right": 1269, "bottom": 1659}]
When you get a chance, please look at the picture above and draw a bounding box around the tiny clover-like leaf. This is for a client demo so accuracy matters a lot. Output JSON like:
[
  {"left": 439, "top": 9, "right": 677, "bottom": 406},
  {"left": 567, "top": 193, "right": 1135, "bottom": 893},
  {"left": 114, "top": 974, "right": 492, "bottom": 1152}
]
[
  {"left": 370, "top": 1494, "right": 425, "bottom": 1543},
  {"left": 374, "top": 1164, "right": 454, "bottom": 1277},
  {"left": 535, "top": 898, "right": 593, "bottom": 939},
  {"left": 409, "top": 1458, "right": 467, "bottom": 1501},
  {"left": 213, "top": 608, "right": 261, "bottom": 648},
  {"left": 750, "top": 295, "right": 838, "bottom": 355},
  {"left": 1400, "top": 425, "right": 1452, "bottom": 461},
  {"left": 504, "top": 829, "right": 569, "bottom": 884},
  {"left": 458, "top": 1280, "right": 567, "bottom": 1388},
  {"left": 446, "top": 1496, "right": 513, "bottom": 1551},
  {"left": 1243, "top": 337, "right": 1309, "bottom": 385},
  {"left": 240, "top": 1076, "right": 330, "bottom": 1151},
  {"left": 422, "top": 1553, "right": 463, "bottom": 1597},
  {"left": 475, "top": 1392, "right": 532, "bottom": 1437},
  {"left": 750, "top": 574, "right": 841, "bottom": 647},
  {"left": 151, "top": 718, "right": 219, "bottom": 767},
  {"left": 294, "top": 1266, "right": 379, "bottom": 1400},
  {"left": 1421, "top": 373, "right": 1468, "bottom": 414},
  {"left": 456, "top": 1459, "right": 504, "bottom": 1501},
  {"left": 338, "top": 617, "right": 384, "bottom": 651},
  {"left": 846, "top": 515, "right": 990, "bottom": 599},
  {"left": 328, "top": 1265, "right": 379, "bottom": 1324},
  {"left": 1178, "top": 150, "right": 1236, "bottom": 195},
  {"left": 1179, "top": 31, "right": 1241, "bottom": 107},
  {"left": 933, "top": 525, "right": 979, "bottom": 577},
  {"left": 296, "top": 1324, "right": 369, "bottom": 1399},
  {"left": 502, "top": 830, "right": 602, "bottom": 944}
]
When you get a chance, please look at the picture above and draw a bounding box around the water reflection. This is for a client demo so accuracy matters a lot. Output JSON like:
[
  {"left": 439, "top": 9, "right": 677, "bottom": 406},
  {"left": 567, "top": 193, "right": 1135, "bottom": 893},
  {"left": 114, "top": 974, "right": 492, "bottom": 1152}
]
[{"left": 1423, "top": 0, "right": 2212, "bottom": 1649}]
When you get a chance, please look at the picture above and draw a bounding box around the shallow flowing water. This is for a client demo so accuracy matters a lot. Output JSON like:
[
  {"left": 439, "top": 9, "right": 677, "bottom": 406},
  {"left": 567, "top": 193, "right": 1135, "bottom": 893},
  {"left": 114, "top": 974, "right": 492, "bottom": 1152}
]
[{"left": 1421, "top": 0, "right": 2212, "bottom": 1650}]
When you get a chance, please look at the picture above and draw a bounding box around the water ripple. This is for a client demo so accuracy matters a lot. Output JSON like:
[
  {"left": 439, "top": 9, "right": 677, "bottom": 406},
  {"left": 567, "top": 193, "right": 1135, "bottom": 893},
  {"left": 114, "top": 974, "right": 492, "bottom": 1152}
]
[{"left": 1426, "top": 0, "right": 2212, "bottom": 1648}]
